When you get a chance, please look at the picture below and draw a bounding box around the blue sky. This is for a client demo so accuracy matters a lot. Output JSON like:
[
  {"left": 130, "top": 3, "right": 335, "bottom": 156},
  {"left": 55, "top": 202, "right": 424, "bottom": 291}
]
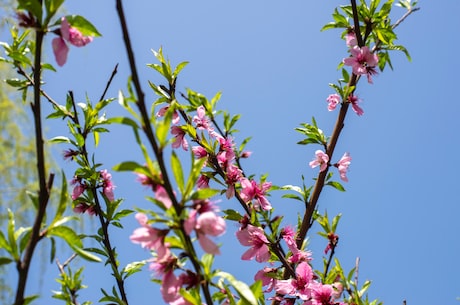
[{"left": 3, "top": 1, "right": 460, "bottom": 304}]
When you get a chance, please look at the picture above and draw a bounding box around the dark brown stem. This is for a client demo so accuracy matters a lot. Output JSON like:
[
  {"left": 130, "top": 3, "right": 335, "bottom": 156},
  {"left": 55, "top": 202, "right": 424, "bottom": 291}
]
[
  {"left": 115, "top": 1, "right": 213, "bottom": 303},
  {"left": 350, "top": 0, "right": 364, "bottom": 47},
  {"left": 14, "top": 27, "right": 53, "bottom": 305},
  {"left": 323, "top": 237, "right": 338, "bottom": 280},
  {"left": 99, "top": 63, "right": 119, "bottom": 102},
  {"left": 92, "top": 187, "right": 129, "bottom": 305}
]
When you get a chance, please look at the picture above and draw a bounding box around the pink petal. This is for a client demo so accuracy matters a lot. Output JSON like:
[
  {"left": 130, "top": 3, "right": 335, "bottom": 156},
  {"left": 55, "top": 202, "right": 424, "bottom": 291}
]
[
  {"left": 198, "top": 234, "right": 220, "bottom": 255},
  {"left": 52, "top": 37, "right": 69, "bottom": 66}
]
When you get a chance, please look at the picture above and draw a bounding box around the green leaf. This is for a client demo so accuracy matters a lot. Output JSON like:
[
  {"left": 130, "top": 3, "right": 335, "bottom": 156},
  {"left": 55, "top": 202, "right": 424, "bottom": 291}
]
[
  {"left": 7, "top": 209, "right": 19, "bottom": 260},
  {"left": 0, "top": 231, "right": 11, "bottom": 253},
  {"left": 44, "top": 0, "right": 64, "bottom": 21},
  {"left": 216, "top": 272, "right": 257, "bottom": 305},
  {"left": 326, "top": 181, "right": 346, "bottom": 192},
  {"left": 48, "top": 136, "right": 71, "bottom": 144},
  {"left": 190, "top": 188, "right": 220, "bottom": 200},
  {"left": 50, "top": 171, "right": 68, "bottom": 228},
  {"left": 73, "top": 247, "right": 102, "bottom": 262},
  {"left": 112, "top": 161, "right": 145, "bottom": 172},
  {"left": 122, "top": 260, "right": 146, "bottom": 279},
  {"left": 107, "top": 116, "right": 139, "bottom": 129},
  {"left": 171, "top": 151, "right": 184, "bottom": 194},
  {"left": 201, "top": 253, "right": 214, "bottom": 278},
  {"left": 47, "top": 226, "right": 82, "bottom": 248},
  {"left": 0, "top": 257, "right": 13, "bottom": 266},
  {"left": 222, "top": 209, "right": 243, "bottom": 221},
  {"left": 64, "top": 15, "right": 102, "bottom": 37},
  {"left": 172, "top": 61, "right": 189, "bottom": 78}
]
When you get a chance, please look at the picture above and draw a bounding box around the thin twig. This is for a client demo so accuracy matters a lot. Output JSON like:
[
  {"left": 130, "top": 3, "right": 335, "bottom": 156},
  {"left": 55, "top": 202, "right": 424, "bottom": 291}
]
[
  {"left": 392, "top": 7, "right": 420, "bottom": 30},
  {"left": 16, "top": 65, "right": 71, "bottom": 118},
  {"left": 98, "top": 63, "right": 119, "bottom": 102}
]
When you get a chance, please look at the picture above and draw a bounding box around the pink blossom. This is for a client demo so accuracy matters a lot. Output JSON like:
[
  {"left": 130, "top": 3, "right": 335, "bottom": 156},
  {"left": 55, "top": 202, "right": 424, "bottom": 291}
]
[
  {"left": 197, "top": 211, "right": 226, "bottom": 236},
  {"left": 255, "top": 267, "right": 277, "bottom": 292},
  {"left": 348, "top": 95, "right": 364, "bottom": 116},
  {"left": 288, "top": 250, "right": 312, "bottom": 264},
  {"left": 52, "top": 37, "right": 69, "bottom": 67},
  {"left": 196, "top": 175, "right": 210, "bottom": 189},
  {"left": 345, "top": 32, "right": 357, "bottom": 47},
  {"left": 149, "top": 250, "right": 176, "bottom": 277},
  {"left": 280, "top": 227, "right": 312, "bottom": 263},
  {"left": 130, "top": 213, "right": 167, "bottom": 251},
  {"left": 156, "top": 106, "right": 180, "bottom": 124},
  {"left": 61, "top": 17, "right": 93, "bottom": 47},
  {"left": 240, "top": 178, "right": 272, "bottom": 210},
  {"left": 161, "top": 271, "right": 182, "bottom": 303},
  {"left": 52, "top": 17, "right": 93, "bottom": 66},
  {"left": 236, "top": 224, "right": 270, "bottom": 262},
  {"left": 155, "top": 185, "right": 173, "bottom": 209},
  {"left": 281, "top": 226, "right": 298, "bottom": 254},
  {"left": 185, "top": 201, "right": 226, "bottom": 255},
  {"left": 225, "top": 164, "right": 242, "bottom": 198},
  {"left": 70, "top": 177, "right": 86, "bottom": 200},
  {"left": 218, "top": 137, "right": 236, "bottom": 162},
  {"left": 310, "top": 283, "right": 334, "bottom": 305},
  {"left": 192, "top": 105, "right": 212, "bottom": 130},
  {"left": 73, "top": 202, "right": 96, "bottom": 215},
  {"left": 343, "top": 46, "right": 379, "bottom": 83},
  {"left": 309, "top": 150, "right": 329, "bottom": 172},
  {"left": 100, "top": 169, "right": 115, "bottom": 201},
  {"left": 326, "top": 94, "right": 341, "bottom": 111},
  {"left": 196, "top": 211, "right": 226, "bottom": 254},
  {"left": 192, "top": 146, "right": 208, "bottom": 159},
  {"left": 336, "top": 152, "right": 351, "bottom": 182},
  {"left": 332, "top": 282, "right": 344, "bottom": 299},
  {"left": 275, "top": 262, "right": 313, "bottom": 300},
  {"left": 171, "top": 126, "right": 188, "bottom": 151}
]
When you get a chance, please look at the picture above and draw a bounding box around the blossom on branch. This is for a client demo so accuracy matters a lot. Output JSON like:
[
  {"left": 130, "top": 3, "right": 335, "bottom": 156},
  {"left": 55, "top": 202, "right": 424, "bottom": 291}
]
[
  {"left": 348, "top": 95, "right": 364, "bottom": 116},
  {"left": 156, "top": 106, "right": 180, "bottom": 124},
  {"left": 192, "top": 105, "right": 212, "bottom": 131},
  {"left": 345, "top": 32, "right": 357, "bottom": 47},
  {"left": 130, "top": 213, "right": 168, "bottom": 252},
  {"left": 184, "top": 200, "right": 226, "bottom": 255},
  {"left": 100, "top": 169, "right": 115, "bottom": 201},
  {"left": 240, "top": 178, "right": 272, "bottom": 210},
  {"left": 343, "top": 46, "right": 379, "bottom": 84},
  {"left": 236, "top": 224, "right": 270, "bottom": 262},
  {"left": 70, "top": 176, "right": 86, "bottom": 200},
  {"left": 326, "top": 94, "right": 341, "bottom": 111},
  {"left": 309, "top": 150, "right": 329, "bottom": 172},
  {"left": 52, "top": 17, "right": 93, "bottom": 66},
  {"left": 171, "top": 126, "right": 188, "bottom": 151},
  {"left": 336, "top": 152, "right": 352, "bottom": 182},
  {"left": 275, "top": 262, "right": 313, "bottom": 301}
]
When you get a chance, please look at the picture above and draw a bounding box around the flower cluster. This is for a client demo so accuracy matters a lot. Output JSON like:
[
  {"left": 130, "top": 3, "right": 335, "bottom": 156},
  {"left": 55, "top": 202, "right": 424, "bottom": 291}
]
[
  {"left": 309, "top": 150, "right": 351, "bottom": 182},
  {"left": 69, "top": 169, "right": 116, "bottom": 215}
]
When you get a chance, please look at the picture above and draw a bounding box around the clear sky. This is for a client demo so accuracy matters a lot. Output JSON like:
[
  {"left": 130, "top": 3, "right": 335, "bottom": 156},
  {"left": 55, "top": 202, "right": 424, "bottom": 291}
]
[{"left": 3, "top": 1, "right": 460, "bottom": 305}]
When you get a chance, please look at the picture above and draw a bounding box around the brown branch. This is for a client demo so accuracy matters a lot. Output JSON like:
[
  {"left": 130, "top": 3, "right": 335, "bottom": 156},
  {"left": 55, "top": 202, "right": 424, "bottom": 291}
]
[
  {"left": 114, "top": 1, "right": 213, "bottom": 304},
  {"left": 14, "top": 26, "right": 54, "bottom": 305}
]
